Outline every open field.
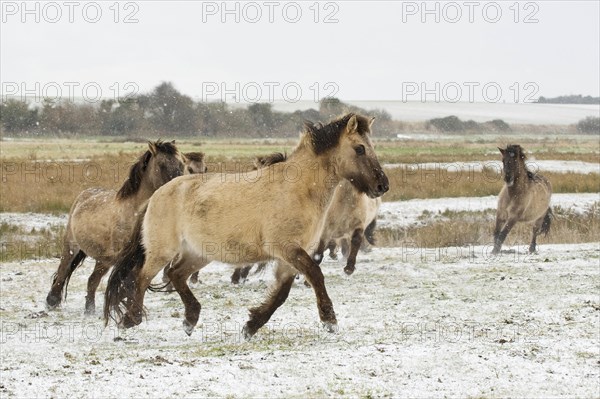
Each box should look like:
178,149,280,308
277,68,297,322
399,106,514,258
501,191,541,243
0,243,598,398
1,136,598,398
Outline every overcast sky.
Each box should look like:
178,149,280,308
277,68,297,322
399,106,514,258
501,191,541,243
1,1,599,103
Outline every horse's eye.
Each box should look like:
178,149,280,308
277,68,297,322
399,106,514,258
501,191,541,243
188,167,194,174
355,145,366,156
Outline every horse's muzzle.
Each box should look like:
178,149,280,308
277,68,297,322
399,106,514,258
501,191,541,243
369,173,389,198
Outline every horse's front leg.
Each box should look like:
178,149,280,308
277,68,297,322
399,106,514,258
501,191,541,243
492,218,517,254
283,246,337,332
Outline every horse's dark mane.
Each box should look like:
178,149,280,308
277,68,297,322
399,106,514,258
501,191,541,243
256,152,287,168
305,113,371,155
185,152,205,162
117,140,178,200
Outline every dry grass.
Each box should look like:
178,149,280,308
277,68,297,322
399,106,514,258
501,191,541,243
0,222,65,262
1,137,598,213
383,168,600,202
376,205,600,248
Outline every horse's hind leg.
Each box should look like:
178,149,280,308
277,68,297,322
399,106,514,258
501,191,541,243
46,234,85,309
344,228,364,275
160,265,176,292
243,264,296,340
326,240,338,260
231,264,253,284
167,256,205,335
189,271,200,287
84,259,110,316
122,253,171,328
313,239,327,265
282,246,337,332
529,216,544,253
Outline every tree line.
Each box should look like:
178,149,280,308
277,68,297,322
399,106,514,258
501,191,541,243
2,82,598,137
0,82,397,138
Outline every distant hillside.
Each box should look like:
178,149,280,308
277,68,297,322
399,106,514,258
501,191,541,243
537,95,599,104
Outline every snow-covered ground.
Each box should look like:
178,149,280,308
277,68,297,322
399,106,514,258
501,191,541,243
384,160,600,175
379,193,599,229
0,242,598,397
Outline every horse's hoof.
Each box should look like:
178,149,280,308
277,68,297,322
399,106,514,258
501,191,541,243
183,320,195,336
322,321,339,334
242,324,256,341
84,308,95,317
343,266,355,275
46,295,61,310
122,314,141,329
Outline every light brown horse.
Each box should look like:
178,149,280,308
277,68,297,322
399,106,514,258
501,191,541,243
46,141,186,314
492,144,553,254
163,152,287,288
104,113,389,339
314,182,381,275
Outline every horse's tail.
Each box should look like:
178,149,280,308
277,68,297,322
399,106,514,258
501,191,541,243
55,250,87,301
364,218,377,246
540,207,553,237
103,203,148,326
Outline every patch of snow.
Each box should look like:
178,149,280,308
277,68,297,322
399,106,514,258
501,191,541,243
379,193,600,229
384,160,600,175
0,243,598,397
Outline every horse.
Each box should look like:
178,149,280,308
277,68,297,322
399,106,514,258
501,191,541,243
104,113,389,339
183,152,208,174
313,182,381,275
46,140,186,314
164,152,288,288
492,144,553,254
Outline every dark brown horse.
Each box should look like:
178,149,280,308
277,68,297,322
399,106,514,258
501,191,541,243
492,144,553,254
46,141,185,314
104,114,389,339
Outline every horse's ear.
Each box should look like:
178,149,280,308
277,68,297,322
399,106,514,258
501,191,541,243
303,120,316,133
498,147,505,155
347,115,358,133
369,116,376,127
148,141,158,156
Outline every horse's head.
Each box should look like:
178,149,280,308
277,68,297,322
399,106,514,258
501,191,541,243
184,152,208,174
498,144,526,187
305,113,389,198
117,140,185,199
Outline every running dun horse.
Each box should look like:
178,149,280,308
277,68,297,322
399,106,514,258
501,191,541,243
46,140,186,314
104,113,389,339
492,144,552,254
